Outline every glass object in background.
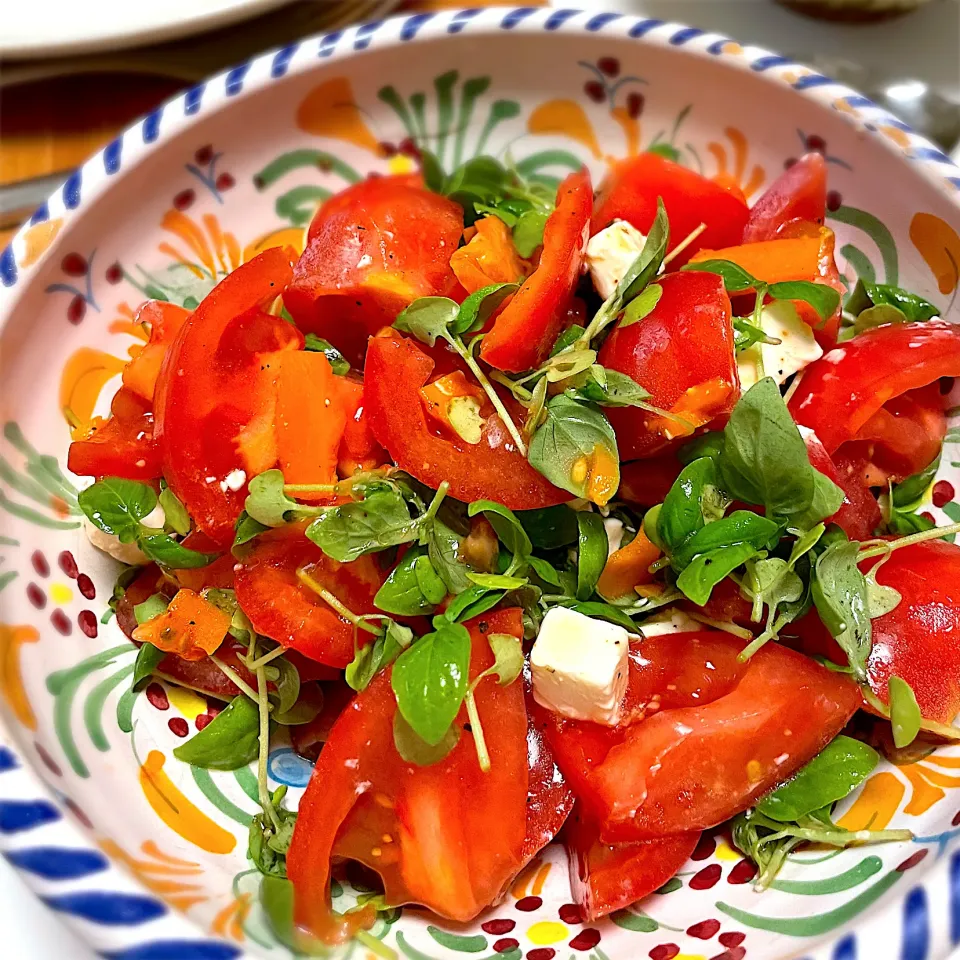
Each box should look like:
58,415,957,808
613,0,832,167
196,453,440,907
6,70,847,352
778,0,932,21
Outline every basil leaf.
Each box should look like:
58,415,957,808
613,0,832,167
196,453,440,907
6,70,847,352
375,549,433,615
755,735,879,822
172,696,260,770
676,541,759,606
618,198,669,304
414,554,447,605
391,621,471,745
393,710,461,765
306,481,422,562
678,431,725,466
487,633,524,685
345,621,411,692
767,280,841,322
245,469,319,527
892,452,941,509
453,282,519,336
620,283,663,328
271,659,301,716
847,279,939,323
683,258,757,293
721,378,830,519
234,511,269,549
427,515,474,595
78,477,157,542
132,643,165,690
812,540,871,680
138,533,217,569
672,511,780,570
789,470,846,532
887,510,935,536
134,593,169,625
565,600,637,632
658,458,716,554
889,675,922,748
518,504,579,549
528,395,619,503
443,585,504,623
303,334,350,375
733,317,774,353
528,555,562,587
466,572,528,590
419,148,445,193
571,368,651,408
513,209,549,258
576,511,607,600
469,500,532,561
250,791,298,881
158,486,191,536
394,296,459,347
551,324,586,357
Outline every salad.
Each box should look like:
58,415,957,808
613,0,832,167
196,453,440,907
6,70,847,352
70,147,960,947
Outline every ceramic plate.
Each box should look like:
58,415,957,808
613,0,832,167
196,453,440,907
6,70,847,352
2,8,960,960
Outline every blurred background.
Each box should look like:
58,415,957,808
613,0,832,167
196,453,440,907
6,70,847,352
1,0,958,956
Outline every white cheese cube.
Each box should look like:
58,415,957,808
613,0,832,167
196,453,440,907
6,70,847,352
737,300,823,390
584,219,647,300
83,517,149,566
530,606,630,725
636,607,702,637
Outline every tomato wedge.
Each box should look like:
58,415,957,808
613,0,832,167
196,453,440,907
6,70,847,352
155,248,302,546
535,631,860,840
364,330,567,509
288,610,528,944
480,169,592,372
234,525,385,668
592,153,748,265
563,807,699,921
284,176,464,366
743,153,827,243
598,271,738,459
788,321,959,467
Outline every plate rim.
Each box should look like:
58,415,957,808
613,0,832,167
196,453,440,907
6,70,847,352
1,8,960,960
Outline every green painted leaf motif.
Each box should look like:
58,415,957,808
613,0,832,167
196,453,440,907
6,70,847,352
611,910,659,932
426,925,488,953
78,477,157,542
173,696,260,770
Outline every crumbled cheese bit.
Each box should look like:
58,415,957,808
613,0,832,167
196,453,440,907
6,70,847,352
737,300,823,391
530,606,630,726
220,469,246,493
584,219,648,300
637,607,702,637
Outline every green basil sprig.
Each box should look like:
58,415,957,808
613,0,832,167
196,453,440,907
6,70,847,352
576,511,607,600
173,696,260,770
845,278,939,333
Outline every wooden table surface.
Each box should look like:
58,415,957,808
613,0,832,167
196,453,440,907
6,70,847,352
0,0,541,248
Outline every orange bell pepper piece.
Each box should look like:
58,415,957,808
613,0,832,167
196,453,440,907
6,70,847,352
597,528,661,601
132,588,230,661
276,351,350,501
420,371,488,444
689,236,821,287
643,377,736,444
336,377,387,477
450,216,529,295
122,301,190,402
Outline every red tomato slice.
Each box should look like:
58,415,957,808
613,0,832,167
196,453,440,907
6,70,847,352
155,248,302,547
68,387,164,481
592,153,748,265
536,631,860,840
743,153,827,243
789,320,960,457
234,525,385,668
284,176,464,366
288,610,529,944
480,169,592,372
364,330,567,509
563,807,699,921
337,376,387,476
598,271,738,459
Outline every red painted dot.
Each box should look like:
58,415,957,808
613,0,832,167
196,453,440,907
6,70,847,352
626,91,645,119
921,511,936,525
719,933,746,948
173,188,195,210
58,551,79,578
515,896,542,912
687,919,721,940
194,144,214,165
933,480,955,508
146,683,169,710
806,134,827,153
952,809,960,826
63,796,93,829
397,137,420,158
584,80,605,103
67,294,86,325
897,850,928,872
31,551,49,577
784,157,798,169
215,172,235,191
727,859,758,885
378,141,398,157
168,717,189,737
692,834,716,860
51,610,71,636
61,252,88,276
559,903,584,924
597,56,620,77
26,583,46,608
690,864,722,890
105,262,123,284
78,610,98,638
711,949,746,960
196,714,213,731
649,946,680,960
77,573,96,600
493,940,519,954
827,189,843,212
569,928,601,951
483,919,516,935
35,742,62,777
527,950,555,960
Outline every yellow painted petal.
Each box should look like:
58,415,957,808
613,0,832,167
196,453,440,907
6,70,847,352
139,750,236,855
243,226,308,262
297,77,383,154
0,624,40,729
59,347,127,429
166,684,208,722
19,219,64,267
50,583,73,605
714,839,742,862
836,770,903,831
910,212,960,295
528,100,602,160
527,921,568,945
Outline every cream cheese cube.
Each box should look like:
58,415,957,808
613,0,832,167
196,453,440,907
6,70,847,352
737,300,823,390
636,607,702,637
83,517,149,566
584,219,647,300
530,606,630,725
